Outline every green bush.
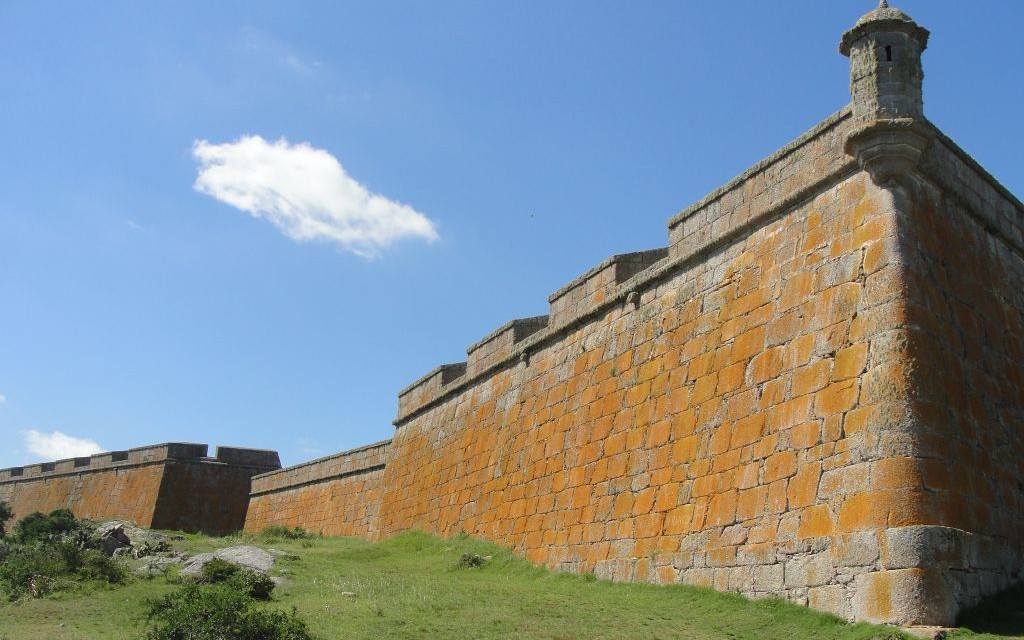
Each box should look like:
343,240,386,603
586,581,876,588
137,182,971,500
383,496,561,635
229,569,276,601
197,558,275,600
143,584,312,640
79,549,127,584
0,544,70,599
0,501,12,538
198,557,239,584
260,525,312,540
14,509,80,543
0,510,126,600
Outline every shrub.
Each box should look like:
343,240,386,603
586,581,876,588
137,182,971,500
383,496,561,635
0,510,126,600
229,569,276,601
14,509,80,544
0,544,70,599
78,549,127,584
197,558,275,600
135,539,171,558
143,584,312,640
199,557,239,584
261,525,312,540
456,553,488,569
0,501,12,538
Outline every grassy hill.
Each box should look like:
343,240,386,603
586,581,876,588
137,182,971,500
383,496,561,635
0,528,1018,639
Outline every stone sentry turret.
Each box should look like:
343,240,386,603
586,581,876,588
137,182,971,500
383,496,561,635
841,1,933,186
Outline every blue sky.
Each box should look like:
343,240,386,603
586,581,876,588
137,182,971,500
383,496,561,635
1,1,1020,469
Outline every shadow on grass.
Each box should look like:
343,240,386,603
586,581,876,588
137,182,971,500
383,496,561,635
957,584,1024,636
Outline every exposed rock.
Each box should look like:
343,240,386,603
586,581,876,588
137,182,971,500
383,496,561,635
134,555,185,576
179,545,276,577
96,520,183,545
96,523,131,556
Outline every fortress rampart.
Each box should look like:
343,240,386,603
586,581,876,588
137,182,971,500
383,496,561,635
244,440,390,538
3,4,1020,629
0,443,280,535
245,5,1024,627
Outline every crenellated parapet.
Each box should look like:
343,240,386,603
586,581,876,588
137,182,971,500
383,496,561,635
0,443,280,482
467,316,550,376
0,442,280,535
548,249,668,326
394,248,672,424
395,107,863,428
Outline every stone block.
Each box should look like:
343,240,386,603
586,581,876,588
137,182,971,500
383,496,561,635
784,551,834,589
831,531,880,567
752,564,785,592
884,525,967,570
808,584,850,620
852,569,956,627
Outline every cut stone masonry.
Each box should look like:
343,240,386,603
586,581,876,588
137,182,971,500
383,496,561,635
0,443,280,535
245,4,1024,627
4,4,1019,629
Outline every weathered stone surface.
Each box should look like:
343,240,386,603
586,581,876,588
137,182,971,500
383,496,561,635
179,545,276,577
853,569,956,627
5,3,1023,631
232,6,1024,626
884,526,967,570
244,441,390,538
0,444,280,535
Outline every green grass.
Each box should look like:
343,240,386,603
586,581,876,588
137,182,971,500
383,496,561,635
0,529,930,639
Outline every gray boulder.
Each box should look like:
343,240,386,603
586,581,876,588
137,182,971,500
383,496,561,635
179,546,276,577
96,523,131,556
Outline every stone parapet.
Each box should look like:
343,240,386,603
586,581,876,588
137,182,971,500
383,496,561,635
214,446,282,469
466,316,550,377
917,121,1024,254
397,363,468,420
548,249,668,327
250,440,390,496
128,443,209,464
0,443,280,483
0,442,281,535
668,108,856,260
394,109,860,428
244,440,391,538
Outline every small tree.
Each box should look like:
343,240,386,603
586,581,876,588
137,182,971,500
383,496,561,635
14,508,79,543
0,501,12,538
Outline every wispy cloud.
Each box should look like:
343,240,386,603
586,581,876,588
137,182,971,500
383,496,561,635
284,54,320,75
192,136,439,258
237,27,322,77
124,219,143,231
0,393,6,404
22,430,104,460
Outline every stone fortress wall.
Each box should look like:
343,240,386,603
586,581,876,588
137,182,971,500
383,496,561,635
241,4,1024,627
3,4,1021,630
0,443,280,535
244,440,390,538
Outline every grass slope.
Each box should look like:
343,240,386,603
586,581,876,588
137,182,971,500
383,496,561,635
0,529,1011,639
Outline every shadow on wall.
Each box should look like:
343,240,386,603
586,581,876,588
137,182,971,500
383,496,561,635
956,583,1024,637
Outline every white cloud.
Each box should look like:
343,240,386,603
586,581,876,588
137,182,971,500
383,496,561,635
124,219,143,231
22,430,104,461
192,136,438,258
0,393,5,404
284,54,319,75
